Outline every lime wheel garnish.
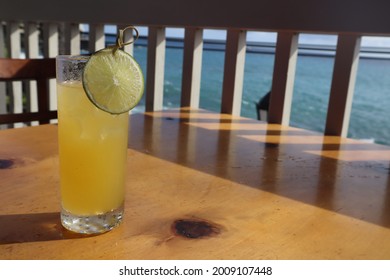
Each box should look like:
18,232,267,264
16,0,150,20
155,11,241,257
82,26,144,114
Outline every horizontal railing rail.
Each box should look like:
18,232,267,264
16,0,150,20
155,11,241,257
1,0,390,141
3,0,390,35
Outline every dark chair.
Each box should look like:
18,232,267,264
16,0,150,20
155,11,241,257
255,91,270,121
0,58,57,127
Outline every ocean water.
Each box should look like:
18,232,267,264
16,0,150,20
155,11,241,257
130,40,390,146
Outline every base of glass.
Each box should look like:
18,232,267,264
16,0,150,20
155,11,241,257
61,204,123,234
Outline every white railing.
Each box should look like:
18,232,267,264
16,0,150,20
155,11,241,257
1,0,390,137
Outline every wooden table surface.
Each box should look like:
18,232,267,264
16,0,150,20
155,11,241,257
1,108,390,259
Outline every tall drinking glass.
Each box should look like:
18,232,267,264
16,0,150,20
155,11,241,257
56,55,129,234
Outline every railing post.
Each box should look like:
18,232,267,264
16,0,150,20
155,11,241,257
24,22,40,126
325,34,361,137
24,22,39,58
42,23,59,113
63,23,81,55
89,24,105,53
221,29,247,116
268,32,299,126
145,26,166,112
0,24,4,58
43,23,59,58
181,27,203,108
0,24,5,129
6,22,23,128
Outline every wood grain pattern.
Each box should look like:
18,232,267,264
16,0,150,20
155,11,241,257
1,109,390,259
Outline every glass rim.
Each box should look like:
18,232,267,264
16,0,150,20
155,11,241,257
56,54,90,62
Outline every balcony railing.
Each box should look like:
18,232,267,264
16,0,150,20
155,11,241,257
1,0,390,138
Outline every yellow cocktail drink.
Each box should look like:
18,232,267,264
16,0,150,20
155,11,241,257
56,55,132,234
57,82,128,215
56,27,143,234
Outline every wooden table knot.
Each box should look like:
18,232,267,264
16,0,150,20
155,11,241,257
0,159,14,169
172,219,222,239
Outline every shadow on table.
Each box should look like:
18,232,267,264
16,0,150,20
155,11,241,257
0,212,92,245
128,109,390,229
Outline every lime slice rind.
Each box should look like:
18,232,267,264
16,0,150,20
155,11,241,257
82,47,144,114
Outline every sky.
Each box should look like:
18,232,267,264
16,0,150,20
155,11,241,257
81,24,390,48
